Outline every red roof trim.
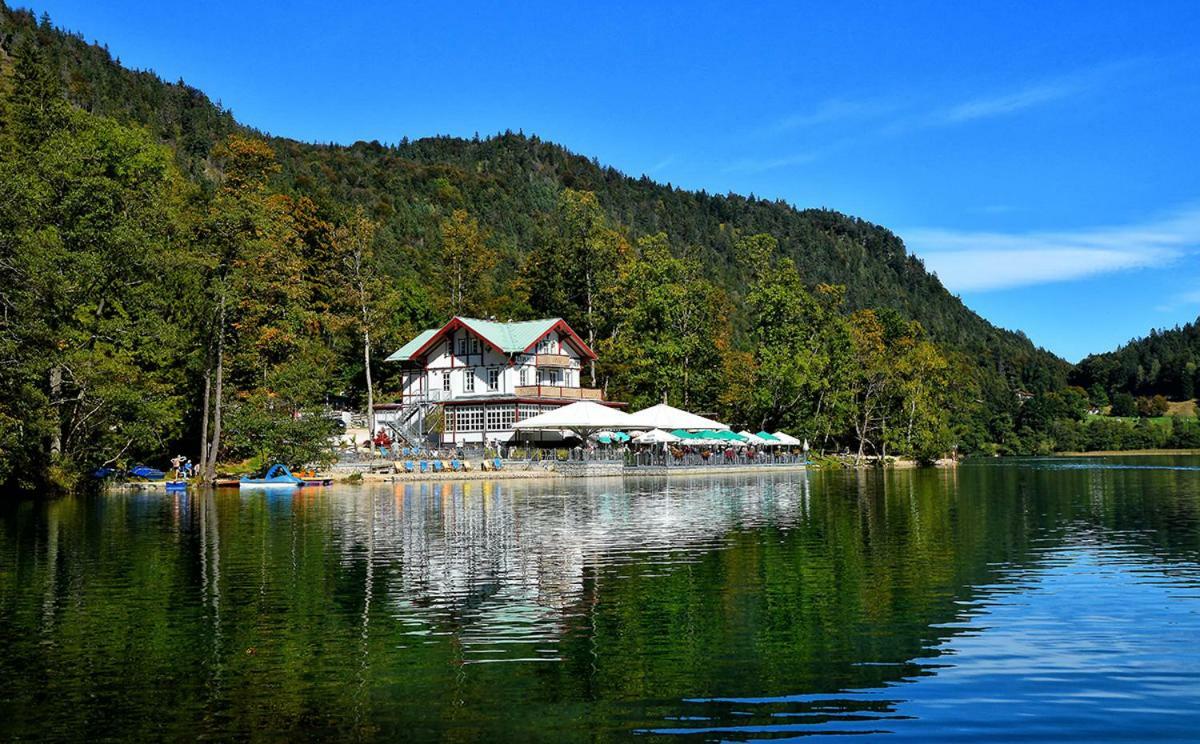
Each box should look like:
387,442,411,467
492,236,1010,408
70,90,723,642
522,319,597,360
408,317,507,361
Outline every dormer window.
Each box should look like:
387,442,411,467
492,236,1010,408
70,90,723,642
537,336,555,354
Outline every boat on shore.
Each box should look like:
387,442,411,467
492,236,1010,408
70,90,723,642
239,464,304,489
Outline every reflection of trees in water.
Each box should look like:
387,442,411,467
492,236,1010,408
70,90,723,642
3,463,1200,740
319,474,814,664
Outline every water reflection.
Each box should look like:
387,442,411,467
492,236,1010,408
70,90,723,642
1,461,1199,741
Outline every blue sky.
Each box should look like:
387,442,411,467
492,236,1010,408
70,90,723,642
26,1,1200,361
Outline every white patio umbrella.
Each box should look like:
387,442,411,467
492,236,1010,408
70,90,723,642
772,431,802,446
627,403,730,431
633,428,681,445
739,430,768,446
513,401,647,439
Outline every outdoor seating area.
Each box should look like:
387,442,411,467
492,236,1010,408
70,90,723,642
510,401,807,471
399,457,499,474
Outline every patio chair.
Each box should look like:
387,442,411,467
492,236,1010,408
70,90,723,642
419,460,429,473
492,458,503,471
403,460,415,473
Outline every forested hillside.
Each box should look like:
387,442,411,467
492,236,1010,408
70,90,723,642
1072,319,1200,401
0,3,1095,490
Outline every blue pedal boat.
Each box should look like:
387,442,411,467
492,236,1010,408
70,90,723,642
239,464,304,489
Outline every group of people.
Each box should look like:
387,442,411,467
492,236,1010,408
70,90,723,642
169,454,195,479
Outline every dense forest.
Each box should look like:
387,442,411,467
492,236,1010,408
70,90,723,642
1072,320,1200,401
1,4,1195,491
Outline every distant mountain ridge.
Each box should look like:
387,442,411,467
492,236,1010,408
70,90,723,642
0,1,1067,398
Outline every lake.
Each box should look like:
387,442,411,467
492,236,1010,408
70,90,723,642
2,457,1200,741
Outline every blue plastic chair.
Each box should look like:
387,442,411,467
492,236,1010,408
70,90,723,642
403,460,415,473
419,460,428,473
450,459,462,471
492,458,503,471
432,460,443,472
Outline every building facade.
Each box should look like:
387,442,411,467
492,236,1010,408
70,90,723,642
375,317,620,446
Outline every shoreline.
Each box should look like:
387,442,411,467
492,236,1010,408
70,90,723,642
1054,449,1200,457
106,462,818,490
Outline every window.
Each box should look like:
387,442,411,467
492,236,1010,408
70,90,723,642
458,338,468,357
537,336,555,354
442,371,451,392
518,366,530,386
538,368,560,386
486,405,515,432
487,368,500,391
453,406,483,432
518,404,540,420
465,368,476,393
471,338,481,354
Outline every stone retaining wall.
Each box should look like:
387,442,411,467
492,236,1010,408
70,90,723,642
556,460,625,478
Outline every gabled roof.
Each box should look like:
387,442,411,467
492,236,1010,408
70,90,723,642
384,329,439,362
385,317,596,363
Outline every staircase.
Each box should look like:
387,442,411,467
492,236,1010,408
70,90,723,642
380,397,439,449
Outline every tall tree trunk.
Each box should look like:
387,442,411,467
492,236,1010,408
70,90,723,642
48,365,62,458
585,270,596,387
205,294,225,481
198,366,211,475
361,294,374,436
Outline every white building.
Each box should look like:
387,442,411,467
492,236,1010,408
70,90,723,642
374,317,622,447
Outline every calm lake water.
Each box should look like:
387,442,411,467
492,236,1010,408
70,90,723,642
3,458,1200,741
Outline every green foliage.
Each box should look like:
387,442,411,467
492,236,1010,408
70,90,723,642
1136,394,1170,418
1072,317,1200,401
601,233,729,411
1110,392,1137,418
220,395,337,468
4,2,1197,490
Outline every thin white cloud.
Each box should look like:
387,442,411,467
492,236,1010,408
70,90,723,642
1155,287,1200,313
722,151,821,175
905,207,1200,293
765,97,895,135
934,80,1084,125
645,156,675,174
759,60,1142,155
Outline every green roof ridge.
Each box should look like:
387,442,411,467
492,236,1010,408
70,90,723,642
385,317,565,361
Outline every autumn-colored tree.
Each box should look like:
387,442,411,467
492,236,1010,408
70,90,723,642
438,209,495,317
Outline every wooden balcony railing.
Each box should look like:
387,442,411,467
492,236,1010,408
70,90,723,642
514,385,602,401
534,353,572,368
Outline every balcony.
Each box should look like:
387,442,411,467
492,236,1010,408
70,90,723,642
534,353,573,368
514,385,602,401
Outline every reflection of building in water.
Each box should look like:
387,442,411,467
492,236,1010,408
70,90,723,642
322,474,811,662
